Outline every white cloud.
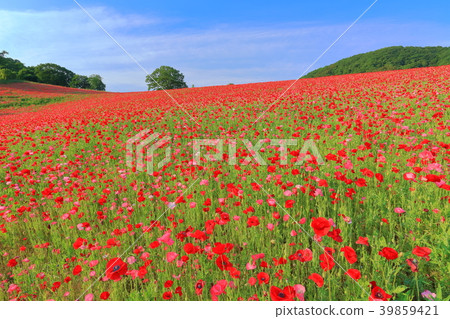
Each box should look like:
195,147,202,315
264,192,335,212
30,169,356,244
0,7,449,92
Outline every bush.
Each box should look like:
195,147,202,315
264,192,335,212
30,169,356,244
18,68,38,82
0,68,17,80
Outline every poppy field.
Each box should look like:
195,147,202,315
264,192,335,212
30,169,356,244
0,66,449,301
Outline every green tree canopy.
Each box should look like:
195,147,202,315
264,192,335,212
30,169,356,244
18,67,38,82
88,74,106,91
145,66,188,91
0,69,17,80
304,46,450,78
0,51,107,89
34,63,75,87
0,51,24,73
70,74,90,89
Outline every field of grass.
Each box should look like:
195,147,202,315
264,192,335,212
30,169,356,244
0,95,78,109
0,67,448,301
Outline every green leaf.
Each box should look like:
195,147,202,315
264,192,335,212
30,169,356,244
436,284,442,300
391,285,408,294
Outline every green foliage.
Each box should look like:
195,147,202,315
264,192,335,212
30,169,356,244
0,95,75,109
34,63,75,87
304,46,450,78
145,66,188,91
70,74,90,89
0,52,24,73
0,51,106,89
0,68,17,80
88,74,106,91
17,67,38,82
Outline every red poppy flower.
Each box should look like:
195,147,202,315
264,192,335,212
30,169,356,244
412,246,431,261
285,200,295,208
105,257,128,281
6,258,17,267
163,291,173,300
308,273,324,287
195,280,206,295
247,216,260,227
311,217,331,237
51,282,61,292
228,267,241,279
355,178,367,187
268,165,276,173
149,241,160,249
403,172,416,181
378,247,398,260
369,281,392,301
327,228,343,242
212,242,234,255
375,173,384,183
216,254,233,271
257,272,270,285
406,258,418,272
183,243,199,254
290,248,313,262
73,237,87,250
270,285,295,301
356,237,369,246
273,257,287,266
100,292,110,300
319,253,335,271
340,246,358,264
72,265,82,276
345,269,361,281
175,286,183,296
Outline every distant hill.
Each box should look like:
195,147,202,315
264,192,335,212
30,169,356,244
303,46,450,78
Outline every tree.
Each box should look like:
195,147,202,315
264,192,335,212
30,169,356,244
0,53,24,73
18,67,38,82
34,63,75,87
88,74,106,91
0,68,17,80
70,74,90,89
145,66,188,91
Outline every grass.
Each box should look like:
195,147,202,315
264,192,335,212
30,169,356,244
0,95,79,109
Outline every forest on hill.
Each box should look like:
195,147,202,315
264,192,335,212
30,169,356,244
304,46,450,78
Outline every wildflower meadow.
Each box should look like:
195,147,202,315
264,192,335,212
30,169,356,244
0,66,448,301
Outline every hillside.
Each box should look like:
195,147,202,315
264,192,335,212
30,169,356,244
0,81,103,110
304,46,450,78
0,81,104,95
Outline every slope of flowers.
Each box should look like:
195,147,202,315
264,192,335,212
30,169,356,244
0,66,448,301
0,81,103,97
0,82,102,119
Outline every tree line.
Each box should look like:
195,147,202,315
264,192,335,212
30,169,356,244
0,50,106,91
303,46,450,78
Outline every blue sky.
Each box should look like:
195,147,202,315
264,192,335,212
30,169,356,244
1,1,449,92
